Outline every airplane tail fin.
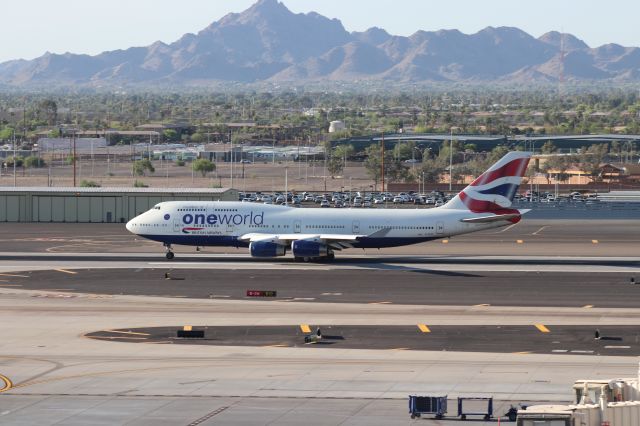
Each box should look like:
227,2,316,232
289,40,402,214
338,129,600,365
442,151,531,213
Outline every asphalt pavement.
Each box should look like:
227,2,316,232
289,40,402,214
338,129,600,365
6,268,640,308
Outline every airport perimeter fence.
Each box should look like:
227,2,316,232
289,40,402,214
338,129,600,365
513,201,640,219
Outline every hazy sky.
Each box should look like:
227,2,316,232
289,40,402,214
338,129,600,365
2,0,638,63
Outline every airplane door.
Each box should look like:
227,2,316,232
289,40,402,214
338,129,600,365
436,221,444,235
174,219,182,232
352,220,360,234
294,220,301,233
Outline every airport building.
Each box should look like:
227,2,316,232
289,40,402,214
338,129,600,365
0,187,237,223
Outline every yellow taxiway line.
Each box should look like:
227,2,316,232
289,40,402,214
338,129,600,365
535,324,551,333
300,324,311,334
417,324,431,333
0,374,13,393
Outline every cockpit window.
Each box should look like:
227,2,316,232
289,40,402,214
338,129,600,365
153,205,161,210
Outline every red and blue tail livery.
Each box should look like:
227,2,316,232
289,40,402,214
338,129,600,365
444,151,531,216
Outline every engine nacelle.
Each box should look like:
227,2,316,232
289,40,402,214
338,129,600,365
250,241,286,258
291,240,329,258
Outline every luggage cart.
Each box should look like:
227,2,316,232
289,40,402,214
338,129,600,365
457,396,493,420
408,395,447,419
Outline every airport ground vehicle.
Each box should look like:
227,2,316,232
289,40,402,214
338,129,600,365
457,397,493,420
409,395,447,419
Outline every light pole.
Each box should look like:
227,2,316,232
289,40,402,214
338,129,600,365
448,129,453,192
12,129,16,187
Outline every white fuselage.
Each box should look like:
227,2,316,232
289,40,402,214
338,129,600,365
126,201,504,250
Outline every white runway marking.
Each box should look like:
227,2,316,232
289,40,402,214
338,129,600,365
532,225,549,235
493,222,519,234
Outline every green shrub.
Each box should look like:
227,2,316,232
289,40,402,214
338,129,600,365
80,180,100,187
24,156,46,168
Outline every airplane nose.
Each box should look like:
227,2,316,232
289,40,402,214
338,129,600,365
126,219,135,233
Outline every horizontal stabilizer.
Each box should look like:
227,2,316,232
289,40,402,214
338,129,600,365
461,213,520,223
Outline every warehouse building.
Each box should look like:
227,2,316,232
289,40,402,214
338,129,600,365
0,187,237,223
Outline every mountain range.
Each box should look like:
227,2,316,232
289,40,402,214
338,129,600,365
2,0,640,88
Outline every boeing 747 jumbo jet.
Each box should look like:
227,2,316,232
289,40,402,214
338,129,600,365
126,151,531,261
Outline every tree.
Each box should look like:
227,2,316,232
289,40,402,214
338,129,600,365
163,129,179,142
392,141,417,161
578,144,608,182
0,127,14,141
327,156,344,178
192,158,215,177
38,99,58,126
133,159,155,176
364,144,412,184
24,156,46,168
543,155,572,183
5,156,23,167
364,144,382,184
419,158,446,183
333,144,355,167
540,141,558,154
437,139,463,163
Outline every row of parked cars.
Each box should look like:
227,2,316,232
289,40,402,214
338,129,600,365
238,191,452,208
514,191,600,204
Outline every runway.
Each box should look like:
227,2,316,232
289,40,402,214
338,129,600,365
0,219,639,425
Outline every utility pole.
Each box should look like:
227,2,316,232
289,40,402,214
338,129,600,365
12,129,16,187
73,130,77,187
230,130,234,190
449,128,453,192
380,132,385,193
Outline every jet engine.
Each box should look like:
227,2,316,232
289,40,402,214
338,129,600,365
291,240,329,258
250,241,286,258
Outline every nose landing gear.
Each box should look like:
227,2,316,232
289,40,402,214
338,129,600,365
164,243,174,260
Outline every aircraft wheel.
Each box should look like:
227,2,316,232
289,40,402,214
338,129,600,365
294,257,303,262
327,252,336,261
166,252,175,260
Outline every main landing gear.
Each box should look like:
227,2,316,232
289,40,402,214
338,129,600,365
164,243,174,260
294,251,336,263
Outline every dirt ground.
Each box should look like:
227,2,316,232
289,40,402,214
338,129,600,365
0,159,386,192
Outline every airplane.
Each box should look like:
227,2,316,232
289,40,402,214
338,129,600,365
126,151,531,261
